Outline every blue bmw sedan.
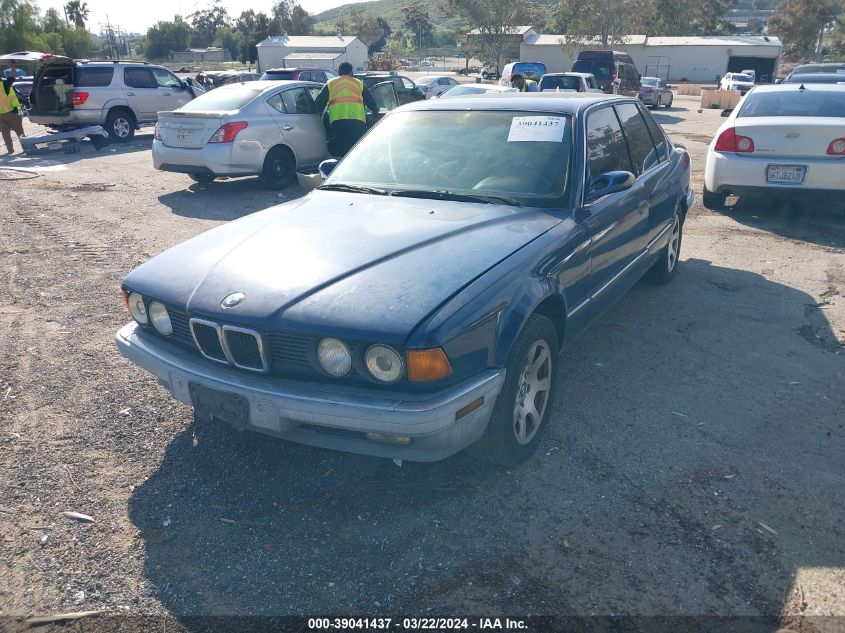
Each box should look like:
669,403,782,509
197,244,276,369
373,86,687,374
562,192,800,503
116,94,693,466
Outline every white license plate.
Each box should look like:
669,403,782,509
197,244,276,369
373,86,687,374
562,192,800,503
767,164,806,184
176,132,192,143
47,141,63,150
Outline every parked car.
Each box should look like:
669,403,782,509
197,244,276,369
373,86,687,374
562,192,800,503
703,84,845,209
195,71,260,90
152,80,399,188
784,73,845,85
0,52,204,142
571,50,641,96
539,72,602,93
355,73,424,105
260,68,337,83
415,75,460,98
499,61,546,87
719,72,755,94
117,94,693,465
786,63,845,79
740,69,757,83
481,67,500,80
439,84,517,98
639,76,673,108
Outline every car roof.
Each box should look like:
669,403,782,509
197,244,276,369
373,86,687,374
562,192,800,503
399,93,629,114
213,79,319,93
264,68,322,73
747,83,845,93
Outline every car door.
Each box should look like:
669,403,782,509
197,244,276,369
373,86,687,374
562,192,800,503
151,67,192,111
634,102,677,246
122,67,160,120
583,104,651,316
265,86,327,166
368,81,399,123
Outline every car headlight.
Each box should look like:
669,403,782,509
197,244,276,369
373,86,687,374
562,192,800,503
127,292,148,325
317,338,352,377
149,301,172,336
365,344,404,383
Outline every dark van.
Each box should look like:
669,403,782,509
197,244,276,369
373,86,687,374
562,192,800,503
571,50,642,96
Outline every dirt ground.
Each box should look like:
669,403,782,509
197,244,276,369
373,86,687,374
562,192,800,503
0,96,843,632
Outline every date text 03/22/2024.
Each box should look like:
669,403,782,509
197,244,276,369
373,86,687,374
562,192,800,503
307,617,528,630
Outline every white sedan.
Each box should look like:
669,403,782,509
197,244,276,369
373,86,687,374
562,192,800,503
703,84,845,208
152,80,397,188
416,75,460,98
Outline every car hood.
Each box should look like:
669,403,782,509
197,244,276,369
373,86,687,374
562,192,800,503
124,191,562,343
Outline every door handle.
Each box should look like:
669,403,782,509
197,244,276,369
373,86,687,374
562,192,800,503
282,125,293,131
125,92,135,96
637,201,649,214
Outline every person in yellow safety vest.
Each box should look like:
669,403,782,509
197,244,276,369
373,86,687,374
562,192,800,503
1,62,25,155
511,74,539,93
314,61,380,158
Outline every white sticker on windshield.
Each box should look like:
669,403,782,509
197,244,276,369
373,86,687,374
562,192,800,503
507,116,566,142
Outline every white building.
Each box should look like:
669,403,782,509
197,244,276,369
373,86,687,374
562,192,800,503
256,35,368,73
171,47,232,63
519,33,783,83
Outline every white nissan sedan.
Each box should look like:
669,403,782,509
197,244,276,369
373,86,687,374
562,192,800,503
703,84,845,208
152,80,398,189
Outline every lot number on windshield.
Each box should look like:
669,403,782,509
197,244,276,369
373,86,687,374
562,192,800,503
507,116,566,143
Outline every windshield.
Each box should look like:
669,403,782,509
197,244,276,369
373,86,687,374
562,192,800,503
784,74,845,84
180,86,263,111
733,74,753,83
641,77,659,87
541,76,581,91
738,90,845,117
324,110,573,208
572,60,612,81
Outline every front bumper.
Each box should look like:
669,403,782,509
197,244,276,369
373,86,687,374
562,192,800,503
115,322,505,462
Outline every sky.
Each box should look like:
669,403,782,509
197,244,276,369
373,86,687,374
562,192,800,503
37,0,373,34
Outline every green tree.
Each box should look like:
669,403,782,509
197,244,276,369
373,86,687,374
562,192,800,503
236,9,274,62
64,0,89,29
272,0,314,35
402,4,433,48
214,26,242,61
42,7,64,32
145,16,193,59
189,1,230,48
769,0,843,57
61,25,92,57
445,0,532,69
557,0,653,47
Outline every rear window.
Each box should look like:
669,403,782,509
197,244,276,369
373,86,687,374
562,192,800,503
76,67,114,87
512,62,546,80
541,76,581,91
733,74,753,83
739,90,845,118
573,60,612,81
181,87,264,111
262,71,295,80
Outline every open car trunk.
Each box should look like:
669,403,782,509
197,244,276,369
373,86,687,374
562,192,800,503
0,52,76,116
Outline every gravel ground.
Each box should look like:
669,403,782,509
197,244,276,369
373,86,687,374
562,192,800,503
0,97,843,632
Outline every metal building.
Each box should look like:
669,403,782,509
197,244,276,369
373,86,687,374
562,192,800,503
256,35,368,73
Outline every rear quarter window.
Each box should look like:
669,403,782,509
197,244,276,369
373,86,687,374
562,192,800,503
76,67,114,87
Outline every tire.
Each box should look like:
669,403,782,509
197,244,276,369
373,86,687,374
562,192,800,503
476,314,559,466
482,71,489,80
105,108,135,143
260,146,296,189
645,207,683,284
189,173,215,184
702,187,726,210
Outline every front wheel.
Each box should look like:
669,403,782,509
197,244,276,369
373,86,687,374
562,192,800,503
260,146,295,189
645,208,682,284
476,314,559,466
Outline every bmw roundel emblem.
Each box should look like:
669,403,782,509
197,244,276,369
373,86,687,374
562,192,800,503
221,292,245,309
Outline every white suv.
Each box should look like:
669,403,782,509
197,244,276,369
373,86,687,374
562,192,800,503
26,56,201,142
719,72,755,94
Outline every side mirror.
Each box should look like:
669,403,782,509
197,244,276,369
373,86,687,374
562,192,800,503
318,159,338,179
587,171,635,201
720,108,733,117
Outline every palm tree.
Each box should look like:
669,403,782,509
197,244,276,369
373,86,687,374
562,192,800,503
64,0,90,29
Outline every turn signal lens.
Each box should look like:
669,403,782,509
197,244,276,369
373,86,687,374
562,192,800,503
827,138,845,155
121,288,130,315
714,128,754,153
208,121,248,143
406,348,453,383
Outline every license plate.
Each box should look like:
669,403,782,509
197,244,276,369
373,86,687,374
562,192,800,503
189,383,249,428
176,132,192,143
47,141,63,150
767,164,806,184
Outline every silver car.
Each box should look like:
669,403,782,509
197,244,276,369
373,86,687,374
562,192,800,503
639,76,673,108
152,80,398,189
6,53,202,142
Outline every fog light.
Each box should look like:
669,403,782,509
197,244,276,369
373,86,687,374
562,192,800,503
365,432,412,445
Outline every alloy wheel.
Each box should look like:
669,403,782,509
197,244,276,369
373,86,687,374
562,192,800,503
667,213,681,271
512,340,552,445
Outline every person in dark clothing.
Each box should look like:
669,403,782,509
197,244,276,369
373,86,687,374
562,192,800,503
314,62,380,158
1,62,24,155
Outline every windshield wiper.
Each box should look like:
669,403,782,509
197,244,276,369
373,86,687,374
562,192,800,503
389,189,522,207
318,183,389,195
